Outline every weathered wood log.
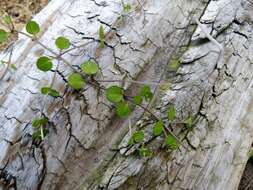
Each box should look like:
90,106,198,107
0,0,253,189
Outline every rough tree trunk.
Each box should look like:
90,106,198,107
0,0,253,189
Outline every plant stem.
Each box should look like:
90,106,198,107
15,30,78,72
97,79,169,86
40,126,44,140
14,28,187,151
0,44,14,80
60,40,95,56
50,59,60,88
163,125,188,151
126,96,188,150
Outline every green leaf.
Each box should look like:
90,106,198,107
139,145,152,157
0,29,8,44
128,137,134,145
32,130,42,140
26,21,40,35
116,101,131,118
3,15,12,25
185,116,193,129
41,87,60,98
49,89,60,97
140,85,153,101
55,36,70,50
123,3,131,12
81,61,99,75
133,95,143,105
132,131,144,143
32,117,48,128
67,73,85,90
106,86,124,103
166,134,179,150
99,25,105,48
10,64,17,71
41,87,51,94
32,127,48,141
153,120,164,136
167,105,176,122
36,56,53,72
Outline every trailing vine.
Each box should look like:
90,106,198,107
0,8,194,158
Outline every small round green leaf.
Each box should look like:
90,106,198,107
123,3,132,12
41,87,51,95
98,25,105,48
133,95,143,105
49,89,60,97
67,73,85,90
116,101,131,118
140,85,153,101
0,29,8,44
132,131,144,143
10,64,17,71
55,36,70,50
166,134,179,150
36,56,53,72
139,145,152,157
153,120,164,136
3,16,12,25
26,21,40,35
32,128,48,141
32,117,48,128
41,87,60,98
32,130,43,141
81,61,99,75
167,105,176,122
106,86,124,103
185,116,193,129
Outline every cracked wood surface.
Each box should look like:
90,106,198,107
0,0,253,189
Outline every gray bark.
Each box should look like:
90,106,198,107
0,0,253,189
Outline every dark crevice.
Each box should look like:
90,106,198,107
233,31,248,39
239,156,253,190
